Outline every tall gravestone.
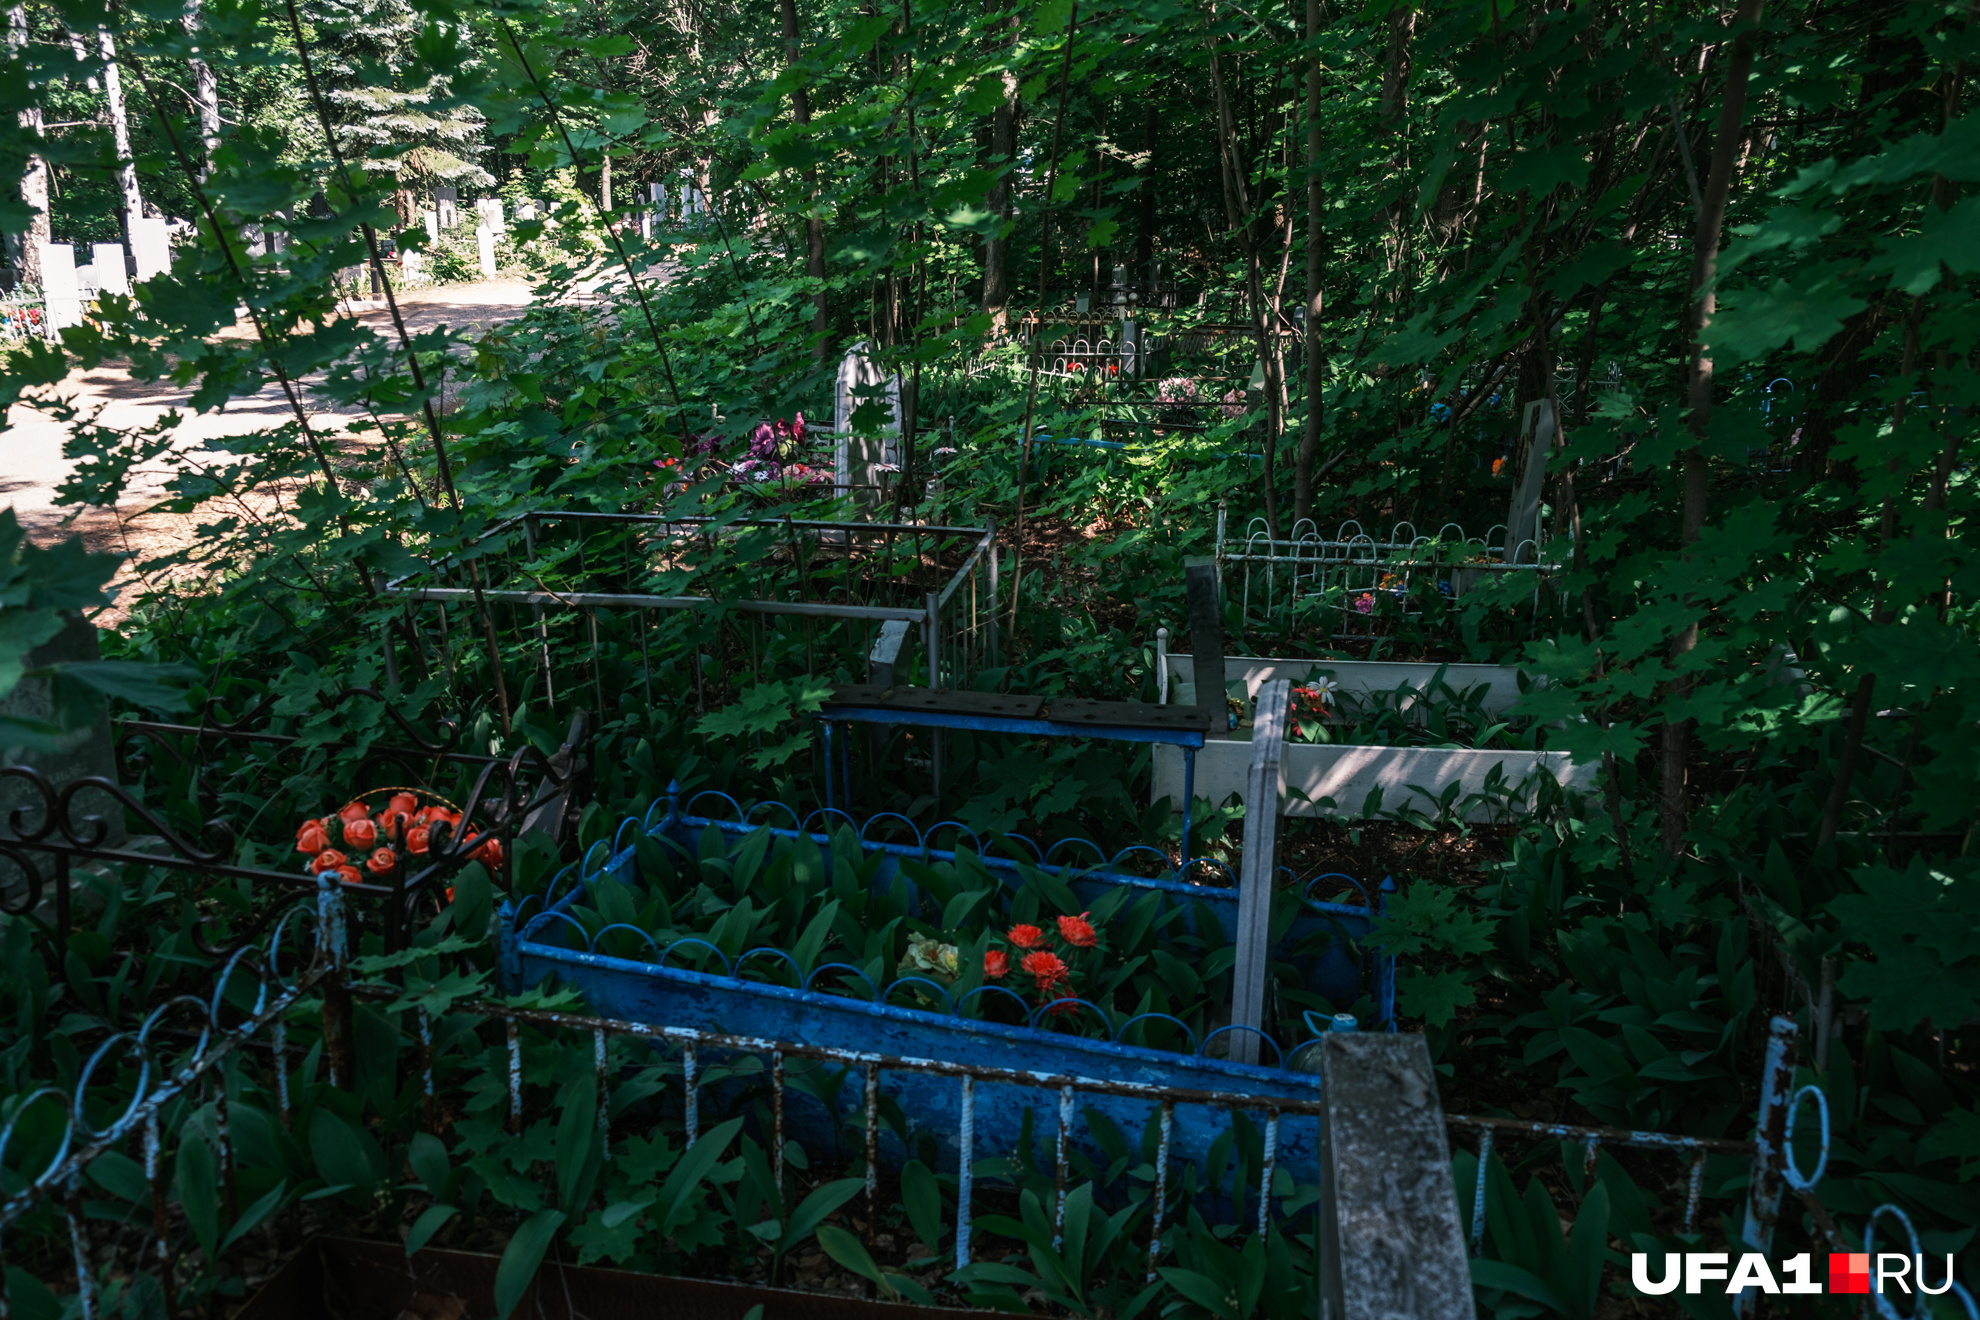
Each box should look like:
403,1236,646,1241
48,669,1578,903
435,186,458,231
38,242,82,333
475,224,497,278
129,217,170,282
423,208,440,245
1503,400,1556,564
833,341,902,504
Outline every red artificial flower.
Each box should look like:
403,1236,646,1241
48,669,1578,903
295,821,329,854
983,950,1010,979
406,825,431,855
1056,912,1098,948
309,849,348,874
342,816,379,850
1006,923,1045,950
378,810,412,844
1022,950,1070,994
387,793,419,818
333,865,363,886
367,848,397,874
338,801,370,825
472,836,504,868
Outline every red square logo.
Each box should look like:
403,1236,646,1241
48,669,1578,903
1829,1253,1871,1294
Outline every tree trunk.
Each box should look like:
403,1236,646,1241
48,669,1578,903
777,0,829,358
1294,0,1326,522
8,8,46,289
182,0,219,178
1659,0,1766,854
99,31,143,232
1206,14,1282,537
1133,102,1157,283
980,50,1018,332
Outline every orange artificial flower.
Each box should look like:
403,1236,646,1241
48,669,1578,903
309,849,348,874
342,816,379,850
295,821,329,854
406,825,431,855
366,848,397,874
333,865,363,885
1006,924,1045,950
984,950,1010,979
1056,913,1097,948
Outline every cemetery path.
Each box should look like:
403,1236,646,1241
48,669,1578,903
4,279,536,618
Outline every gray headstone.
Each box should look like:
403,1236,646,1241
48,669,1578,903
1316,1032,1476,1320
868,619,912,688
1,614,128,900
435,186,458,231
1184,558,1225,738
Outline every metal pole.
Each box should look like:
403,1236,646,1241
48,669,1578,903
1229,680,1288,1066
1735,1016,1798,1319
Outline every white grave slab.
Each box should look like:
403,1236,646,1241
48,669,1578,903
129,217,170,281
477,198,504,232
475,224,496,277
1505,400,1555,563
38,242,82,333
400,249,421,279
423,209,440,244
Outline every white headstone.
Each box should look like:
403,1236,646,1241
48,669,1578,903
517,200,537,222
649,181,664,205
423,209,440,244
477,198,504,232
74,261,99,298
241,222,263,255
129,217,170,281
38,242,82,332
637,210,652,241
476,224,496,278
435,186,458,230
400,249,421,279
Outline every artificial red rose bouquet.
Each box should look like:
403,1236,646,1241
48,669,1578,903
980,910,1107,1012
295,789,501,887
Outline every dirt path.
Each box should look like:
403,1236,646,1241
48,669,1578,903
3,280,537,598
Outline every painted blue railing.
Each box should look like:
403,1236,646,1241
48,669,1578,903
513,783,1394,1018
499,786,1394,1177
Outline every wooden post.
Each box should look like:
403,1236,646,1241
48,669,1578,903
1229,679,1288,1066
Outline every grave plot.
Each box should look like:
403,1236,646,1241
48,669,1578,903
1148,562,1594,823
500,738,1393,1172
382,511,999,724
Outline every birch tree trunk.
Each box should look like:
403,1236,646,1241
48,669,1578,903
184,0,220,178
8,7,47,289
98,31,143,230
1659,0,1766,854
